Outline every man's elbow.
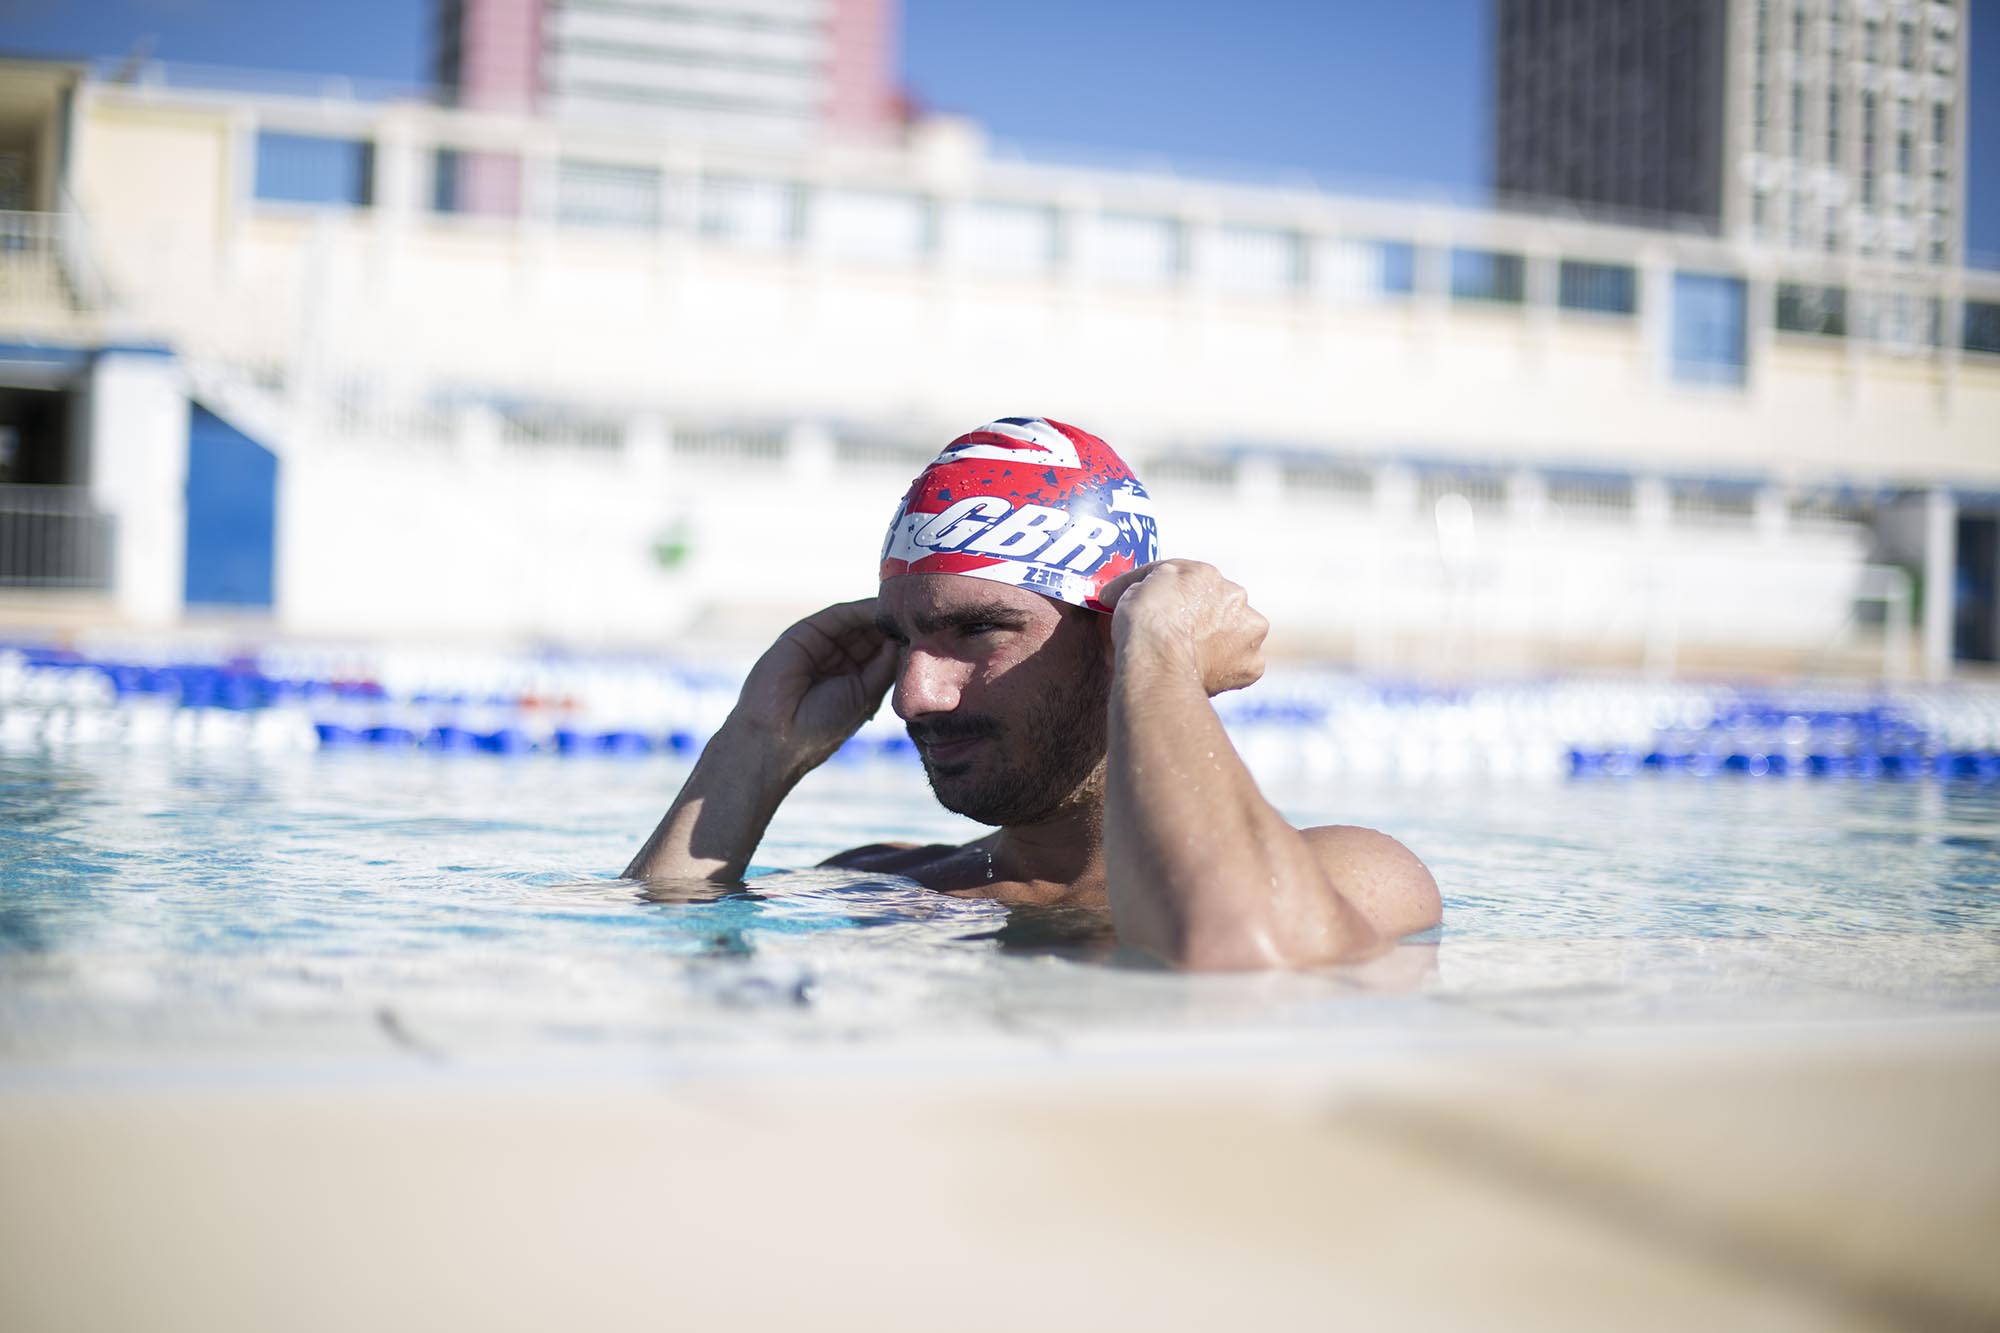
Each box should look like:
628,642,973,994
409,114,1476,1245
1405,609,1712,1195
1307,825,1441,940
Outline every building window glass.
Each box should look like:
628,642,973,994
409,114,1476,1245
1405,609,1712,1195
254,132,373,207
1671,272,1748,386
1558,260,1636,315
1933,102,1948,145
1212,226,1303,297
699,176,801,249
1375,240,1417,294
1866,292,1943,351
962,202,1058,277
1775,282,1847,336
1899,20,1916,69
432,150,521,218
1827,87,1842,162
1094,213,1183,287
1790,84,1805,158
1861,93,1878,204
1864,19,1880,63
556,159,662,229
1314,238,1415,299
818,189,934,265
1449,248,1525,304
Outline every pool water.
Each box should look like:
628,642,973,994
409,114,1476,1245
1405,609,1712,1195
3,745,1999,1075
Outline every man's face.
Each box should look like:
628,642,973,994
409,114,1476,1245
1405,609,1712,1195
874,574,1112,827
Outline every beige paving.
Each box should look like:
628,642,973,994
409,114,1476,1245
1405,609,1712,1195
3,1027,1995,1332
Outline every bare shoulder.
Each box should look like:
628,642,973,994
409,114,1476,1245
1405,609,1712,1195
820,842,960,874
1301,825,1442,940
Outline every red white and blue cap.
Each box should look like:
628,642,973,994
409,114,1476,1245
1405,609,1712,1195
879,417,1158,612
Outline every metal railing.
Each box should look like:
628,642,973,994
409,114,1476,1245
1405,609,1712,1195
0,485,115,588
0,212,81,310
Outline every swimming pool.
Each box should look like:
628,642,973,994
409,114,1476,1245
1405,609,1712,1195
4,737,1997,1077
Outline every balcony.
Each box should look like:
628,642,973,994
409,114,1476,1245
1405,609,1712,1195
0,484,115,589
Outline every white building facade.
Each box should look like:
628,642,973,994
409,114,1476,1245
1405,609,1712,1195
3,57,1998,676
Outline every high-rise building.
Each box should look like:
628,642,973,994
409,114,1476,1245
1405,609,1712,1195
1495,0,1970,266
435,0,901,143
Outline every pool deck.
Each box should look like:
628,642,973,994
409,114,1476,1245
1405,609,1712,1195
3,1020,1996,1332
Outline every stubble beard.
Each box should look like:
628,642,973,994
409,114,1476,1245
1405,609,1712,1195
916,646,1110,828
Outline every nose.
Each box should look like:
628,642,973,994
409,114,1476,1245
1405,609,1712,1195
892,647,968,721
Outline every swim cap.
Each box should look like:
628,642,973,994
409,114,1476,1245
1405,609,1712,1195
879,416,1158,612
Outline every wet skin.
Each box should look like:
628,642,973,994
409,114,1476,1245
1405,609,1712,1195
627,563,1441,969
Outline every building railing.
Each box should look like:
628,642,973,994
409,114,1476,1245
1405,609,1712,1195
0,212,81,311
0,485,116,588
0,207,114,314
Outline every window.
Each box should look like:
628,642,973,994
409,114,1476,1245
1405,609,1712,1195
1965,302,2000,355
962,202,1058,277
432,149,522,218
818,189,933,265
254,132,372,207
1792,7,1806,56
1899,20,1916,69
1861,93,1878,204
1864,19,1881,63
1791,84,1805,158
1898,132,1914,176
1671,272,1748,386
1558,260,1637,315
1671,481,1758,525
1094,213,1183,287
1313,238,1415,299
1212,226,1302,297
1376,241,1417,294
1827,87,1842,162
1933,102,1948,145
1865,292,1942,351
1776,282,1847,336
699,176,800,249
1449,248,1525,304
556,159,662,229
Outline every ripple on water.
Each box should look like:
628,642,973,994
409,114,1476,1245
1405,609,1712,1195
0,748,1996,1066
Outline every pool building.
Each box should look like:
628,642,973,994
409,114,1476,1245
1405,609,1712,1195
0,52,1996,674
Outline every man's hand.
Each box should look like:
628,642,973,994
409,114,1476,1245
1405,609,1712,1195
1099,560,1269,697
730,598,898,779
625,598,894,883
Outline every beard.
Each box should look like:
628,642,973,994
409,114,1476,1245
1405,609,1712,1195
910,643,1110,828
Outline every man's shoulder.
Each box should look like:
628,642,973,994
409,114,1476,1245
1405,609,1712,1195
819,841,964,874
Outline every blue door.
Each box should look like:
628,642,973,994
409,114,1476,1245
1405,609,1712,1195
184,405,277,608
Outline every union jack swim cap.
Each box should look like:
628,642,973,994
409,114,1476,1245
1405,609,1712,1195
879,417,1158,612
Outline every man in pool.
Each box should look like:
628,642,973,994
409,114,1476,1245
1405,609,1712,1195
627,417,1440,970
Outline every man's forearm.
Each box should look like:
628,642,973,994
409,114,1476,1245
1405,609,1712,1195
623,721,799,882
1104,644,1378,969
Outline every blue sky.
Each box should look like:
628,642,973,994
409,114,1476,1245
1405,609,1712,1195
4,0,1995,259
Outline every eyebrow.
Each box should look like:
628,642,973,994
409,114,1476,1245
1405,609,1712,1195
876,600,1032,637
